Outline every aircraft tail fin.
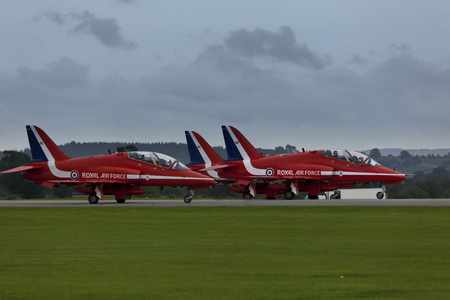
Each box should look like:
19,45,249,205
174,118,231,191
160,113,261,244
222,125,264,161
185,130,223,167
26,125,70,162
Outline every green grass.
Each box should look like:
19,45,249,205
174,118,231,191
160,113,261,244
1,207,450,299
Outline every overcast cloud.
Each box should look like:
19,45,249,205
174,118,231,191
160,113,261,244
37,10,137,49
1,1,450,153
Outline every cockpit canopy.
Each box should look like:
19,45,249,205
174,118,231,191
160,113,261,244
322,149,380,167
128,151,188,171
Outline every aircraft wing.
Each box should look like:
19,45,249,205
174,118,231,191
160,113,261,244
187,165,204,171
1,164,42,174
198,164,237,172
47,178,130,185
39,178,132,188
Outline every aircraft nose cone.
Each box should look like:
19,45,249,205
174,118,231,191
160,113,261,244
394,170,407,182
395,169,407,179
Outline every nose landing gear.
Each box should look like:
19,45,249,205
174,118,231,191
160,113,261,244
184,189,194,204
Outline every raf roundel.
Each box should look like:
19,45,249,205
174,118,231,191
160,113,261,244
70,170,79,180
266,168,274,177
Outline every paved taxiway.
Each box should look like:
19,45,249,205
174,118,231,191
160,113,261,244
0,199,450,207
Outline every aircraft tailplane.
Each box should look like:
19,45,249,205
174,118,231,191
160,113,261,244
222,125,264,161
26,125,70,163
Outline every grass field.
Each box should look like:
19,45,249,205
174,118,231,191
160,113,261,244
1,207,450,299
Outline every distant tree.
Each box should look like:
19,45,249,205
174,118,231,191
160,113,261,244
370,148,382,160
400,186,429,199
116,145,138,153
379,155,396,169
443,179,450,198
273,146,285,154
426,178,443,198
432,167,449,179
285,145,298,153
399,150,412,159
116,146,125,153
0,151,44,198
0,150,30,171
414,170,427,181
410,156,422,167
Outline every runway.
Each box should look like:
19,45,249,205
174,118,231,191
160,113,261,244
1,199,450,207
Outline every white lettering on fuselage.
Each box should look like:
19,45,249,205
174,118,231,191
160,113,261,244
276,170,321,176
82,172,99,179
82,172,127,180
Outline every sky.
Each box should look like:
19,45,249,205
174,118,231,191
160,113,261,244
1,0,450,153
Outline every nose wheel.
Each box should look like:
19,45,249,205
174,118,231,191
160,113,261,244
184,189,194,204
184,195,192,203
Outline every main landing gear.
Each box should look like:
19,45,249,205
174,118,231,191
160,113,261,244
284,191,295,200
243,191,296,200
243,193,253,200
87,194,131,204
88,194,99,204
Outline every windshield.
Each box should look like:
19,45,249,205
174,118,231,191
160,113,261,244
128,151,188,170
322,149,380,167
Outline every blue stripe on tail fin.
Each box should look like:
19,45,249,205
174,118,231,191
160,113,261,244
222,125,244,161
27,125,48,162
185,131,205,165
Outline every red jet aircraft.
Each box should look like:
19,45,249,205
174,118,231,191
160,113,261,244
1,125,214,204
185,125,406,200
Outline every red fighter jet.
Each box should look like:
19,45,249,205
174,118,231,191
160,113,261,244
1,125,214,204
185,125,406,200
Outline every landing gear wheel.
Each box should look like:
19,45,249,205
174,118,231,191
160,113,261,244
243,193,253,200
330,191,341,199
308,194,319,200
184,189,194,204
88,194,99,204
116,199,126,203
184,195,192,204
284,191,295,200
376,192,384,199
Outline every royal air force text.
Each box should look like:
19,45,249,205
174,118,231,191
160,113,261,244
276,170,321,176
81,172,127,179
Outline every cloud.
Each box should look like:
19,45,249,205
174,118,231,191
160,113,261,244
37,10,137,49
348,54,368,66
193,45,263,76
2,27,450,150
17,56,90,89
69,11,137,49
223,26,331,69
389,43,411,54
113,0,137,4
38,10,67,26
